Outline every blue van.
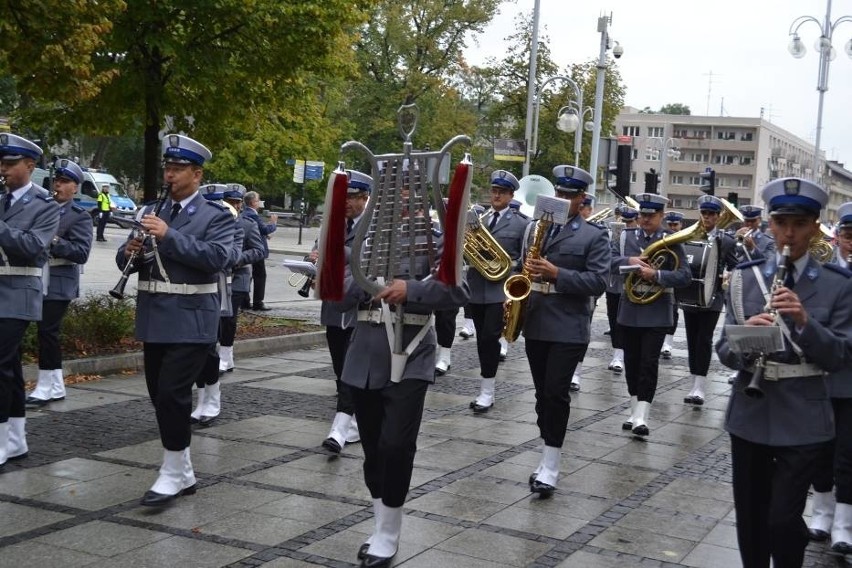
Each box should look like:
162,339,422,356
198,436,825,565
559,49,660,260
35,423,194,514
32,167,137,221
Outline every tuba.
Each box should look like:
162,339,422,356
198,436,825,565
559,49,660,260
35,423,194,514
463,208,512,281
624,198,743,305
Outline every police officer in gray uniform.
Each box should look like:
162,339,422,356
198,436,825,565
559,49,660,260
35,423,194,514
308,170,372,454
523,165,610,496
735,205,775,261
717,178,852,567
117,134,234,506
605,206,637,373
613,193,691,437
26,159,93,407
0,134,60,468
468,169,529,413
806,201,852,551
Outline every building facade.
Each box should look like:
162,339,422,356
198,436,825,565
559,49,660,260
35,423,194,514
604,107,847,221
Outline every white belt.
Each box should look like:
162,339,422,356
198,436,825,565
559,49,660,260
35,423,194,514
631,283,673,295
0,266,43,277
49,258,76,267
226,276,233,284
748,361,824,380
530,282,555,294
357,309,432,326
137,279,218,295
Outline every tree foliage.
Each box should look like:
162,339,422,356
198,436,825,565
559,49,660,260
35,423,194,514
659,103,691,115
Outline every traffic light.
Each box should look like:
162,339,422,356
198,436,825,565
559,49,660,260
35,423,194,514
699,167,715,196
644,168,660,193
608,144,632,198
727,192,739,207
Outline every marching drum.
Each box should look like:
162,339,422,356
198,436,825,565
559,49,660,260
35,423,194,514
676,239,720,308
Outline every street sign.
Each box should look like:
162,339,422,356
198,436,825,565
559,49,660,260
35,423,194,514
293,160,305,183
305,160,324,181
617,135,633,144
494,139,526,162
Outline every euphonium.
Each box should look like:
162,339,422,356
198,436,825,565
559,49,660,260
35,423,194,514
586,207,612,224
463,208,512,281
808,222,834,264
624,198,743,304
502,213,551,342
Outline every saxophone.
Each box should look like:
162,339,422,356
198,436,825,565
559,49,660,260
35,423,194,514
502,214,552,342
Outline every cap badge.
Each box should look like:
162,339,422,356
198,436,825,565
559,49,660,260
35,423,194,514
784,179,800,195
169,134,180,148
60,159,69,168
0,134,7,145
499,170,507,179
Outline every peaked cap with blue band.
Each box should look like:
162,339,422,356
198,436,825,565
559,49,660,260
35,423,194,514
201,183,229,200
633,192,669,212
0,133,43,160
552,165,593,192
224,183,247,200
581,195,596,207
53,158,83,184
739,205,764,219
620,206,638,220
346,169,373,194
664,210,684,223
697,195,723,212
490,170,520,192
761,177,827,216
162,133,212,166
837,202,852,229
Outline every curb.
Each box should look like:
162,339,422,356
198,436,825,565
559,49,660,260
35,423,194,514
24,331,327,380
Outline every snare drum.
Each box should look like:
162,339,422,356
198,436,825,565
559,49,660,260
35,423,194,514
676,239,720,308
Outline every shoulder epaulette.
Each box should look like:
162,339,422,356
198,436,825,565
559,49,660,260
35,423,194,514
513,210,530,220
624,226,639,232
71,204,86,214
206,200,227,211
585,220,606,231
36,194,54,202
735,258,766,270
824,263,852,278
432,228,443,238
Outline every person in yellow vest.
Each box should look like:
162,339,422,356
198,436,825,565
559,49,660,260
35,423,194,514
95,183,114,241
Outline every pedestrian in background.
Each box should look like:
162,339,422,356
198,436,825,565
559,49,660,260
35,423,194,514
243,191,277,311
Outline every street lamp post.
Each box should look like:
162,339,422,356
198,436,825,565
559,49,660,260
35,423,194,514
787,0,852,181
645,137,680,193
556,104,595,166
588,14,622,197
522,0,542,178
527,75,584,173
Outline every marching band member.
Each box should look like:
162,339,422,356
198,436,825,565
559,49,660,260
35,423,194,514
605,206,637,373
614,195,691,437
0,134,59,469
189,184,245,427
735,205,775,261
524,165,609,496
26,159,93,408
468,170,529,412
571,194,603,391
807,201,852,551
717,178,852,567
660,210,684,359
308,170,372,453
117,134,235,506
681,195,739,405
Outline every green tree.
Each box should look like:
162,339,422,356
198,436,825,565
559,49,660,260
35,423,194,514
659,103,691,115
1,1,370,200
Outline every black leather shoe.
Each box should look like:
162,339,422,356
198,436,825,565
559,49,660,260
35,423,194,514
528,473,538,487
632,424,649,437
322,437,342,454
25,397,50,407
199,415,218,427
361,553,396,568
469,401,493,414
189,416,200,424
809,528,830,541
8,451,28,461
140,484,196,507
530,480,555,497
603,329,611,336
621,420,633,431
569,382,580,392
499,353,507,362
832,541,852,554
357,543,370,561
253,304,272,311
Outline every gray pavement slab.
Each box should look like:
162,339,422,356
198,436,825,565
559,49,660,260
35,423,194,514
4,287,845,567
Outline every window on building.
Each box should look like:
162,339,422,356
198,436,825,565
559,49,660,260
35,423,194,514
632,148,639,159
622,126,640,137
740,157,752,166
648,127,664,138
689,176,701,185
741,132,754,141
630,171,637,183
671,175,684,185
645,149,658,161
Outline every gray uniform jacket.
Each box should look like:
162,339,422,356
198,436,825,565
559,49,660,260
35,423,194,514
0,184,60,320
612,228,692,328
468,208,530,305
233,215,265,294
116,193,235,344
523,217,610,343
219,217,244,314
46,202,93,301
336,236,470,390
313,220,360,329
681,231,739,313
717,256,852,445
735,229,775,262
825,253,852,399
606,227,628,295
243,207,275,257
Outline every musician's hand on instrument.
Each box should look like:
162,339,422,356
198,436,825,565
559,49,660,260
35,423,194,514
629,256,651,268
307,250,319,263
141,214,168,240
746,313,775,326
525,257,557,280
124,236,144,257
744,235,756,251
637,265,657,282
772,287,808,326
375,279,407,305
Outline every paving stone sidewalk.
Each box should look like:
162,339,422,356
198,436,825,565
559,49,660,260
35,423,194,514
0,307,843,567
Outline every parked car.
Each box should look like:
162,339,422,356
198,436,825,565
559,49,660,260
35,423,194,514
32,166,137,222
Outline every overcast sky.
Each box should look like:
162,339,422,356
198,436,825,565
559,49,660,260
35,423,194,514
464,0,852,169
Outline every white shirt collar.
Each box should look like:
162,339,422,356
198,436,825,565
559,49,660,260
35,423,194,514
178,191,198,209
6,182,32,206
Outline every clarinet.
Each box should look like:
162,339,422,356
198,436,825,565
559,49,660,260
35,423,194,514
109,183,171,299
744,244,792,398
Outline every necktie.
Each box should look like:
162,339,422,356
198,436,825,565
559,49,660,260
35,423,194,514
783,266,796,289
170,203,181,221
488,211,499,231
546,224,561,244
3,192,11,212
346,218,354,234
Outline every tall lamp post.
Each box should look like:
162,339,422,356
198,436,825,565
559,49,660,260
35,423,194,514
556,104,595,166
787,0,852,181
588,14,623,197
522,0,542,178
645,137,680,193
527,75,583,173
